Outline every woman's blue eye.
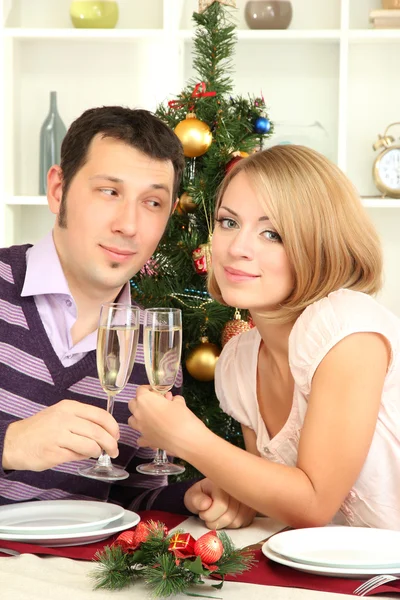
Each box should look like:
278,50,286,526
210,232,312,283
217,217,237,229
263,230,282,242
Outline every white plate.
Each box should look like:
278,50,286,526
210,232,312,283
0,509,140,546
263,541,400,579
0,500,125,534
267,526,400,569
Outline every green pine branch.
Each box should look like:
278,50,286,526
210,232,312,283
190,4,236,94
143,553,197,598
91,546,141,590
90,523,256,597
214,531,257,575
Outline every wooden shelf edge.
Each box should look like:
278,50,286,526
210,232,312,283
349,29,400,42
362,197,400,208
3,28,166,40
180,29,340,41
2,28,342,41
5,196,400,209
6,196,48,206
4,28,400,44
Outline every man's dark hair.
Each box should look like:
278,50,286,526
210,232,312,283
58,106,185,226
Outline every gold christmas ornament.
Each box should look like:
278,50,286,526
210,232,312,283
186,337,221,381
174,113,213,158
179,192,197,213
221,309,252,347
175,202,185,216
198,0,236,13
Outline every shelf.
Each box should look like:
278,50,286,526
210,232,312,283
6,28,400,46
349,29,400,43
237,29,340,41
6,28,400,44
362,198,400,208
6,196,400,209
3,28,342,43
3,28,166,40
6,196,47,205
171,29,341,42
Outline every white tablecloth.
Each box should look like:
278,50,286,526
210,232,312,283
1,517,398,599
0,555,397,600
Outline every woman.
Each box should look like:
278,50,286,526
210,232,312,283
129,145,400,530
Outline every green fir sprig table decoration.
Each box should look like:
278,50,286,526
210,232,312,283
91,520,256,598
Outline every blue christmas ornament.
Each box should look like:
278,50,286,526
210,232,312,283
254,117,270,134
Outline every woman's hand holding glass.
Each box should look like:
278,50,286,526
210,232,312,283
136,308,185,476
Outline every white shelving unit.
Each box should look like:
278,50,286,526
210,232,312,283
1,0,400,313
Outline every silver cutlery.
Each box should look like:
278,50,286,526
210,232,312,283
0,547,20,556
244,526,292,551
353,574,400,596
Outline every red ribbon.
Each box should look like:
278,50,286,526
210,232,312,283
168,82,216,111
191,82,216,99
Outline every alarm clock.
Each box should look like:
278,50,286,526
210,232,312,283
372,122,400,198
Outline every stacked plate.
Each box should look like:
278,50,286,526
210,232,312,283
0,500,140,547
262,526,400,578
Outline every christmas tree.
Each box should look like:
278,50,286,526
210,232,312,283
131,0,273,479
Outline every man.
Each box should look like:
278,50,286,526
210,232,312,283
0,106,207,514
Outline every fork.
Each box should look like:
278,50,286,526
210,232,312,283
0,547,20,556
353,575,400,596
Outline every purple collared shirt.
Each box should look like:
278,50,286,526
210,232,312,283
21,232,132,367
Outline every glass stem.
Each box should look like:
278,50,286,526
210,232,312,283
152,391,170,465
97,451,112,467
106,393,115,414
96,392,116,467
154,449,169,465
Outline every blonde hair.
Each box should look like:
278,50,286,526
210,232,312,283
208,145,383,324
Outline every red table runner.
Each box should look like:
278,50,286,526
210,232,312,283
1,510,399,597
0,511,182,561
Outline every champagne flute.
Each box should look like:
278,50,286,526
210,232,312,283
136,308,185,476
79,303,140,481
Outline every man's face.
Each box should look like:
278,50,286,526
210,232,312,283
49,134,174,295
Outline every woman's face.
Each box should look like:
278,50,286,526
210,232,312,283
212,171,294,312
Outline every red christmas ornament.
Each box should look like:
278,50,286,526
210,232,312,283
192,240,212,274
132,522,151,547
168,532,196,558
114,530,137,553
221,309,254,347
194,530,224,564
114,520,167,553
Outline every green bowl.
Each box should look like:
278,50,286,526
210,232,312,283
70,1,119,29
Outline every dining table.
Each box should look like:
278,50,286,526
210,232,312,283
0,510,399,600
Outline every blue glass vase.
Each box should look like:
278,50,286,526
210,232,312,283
39,91,67,195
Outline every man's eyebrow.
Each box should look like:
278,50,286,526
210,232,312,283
150,183,171,195
219,205,270,221
89,176,170,196
89,175,124,183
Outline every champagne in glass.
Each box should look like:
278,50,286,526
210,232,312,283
79,303,140,481
144,326,182,394
136,308,185,476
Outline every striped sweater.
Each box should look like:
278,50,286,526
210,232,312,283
0,244,193,512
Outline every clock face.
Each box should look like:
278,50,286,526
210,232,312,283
377,148,400,190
